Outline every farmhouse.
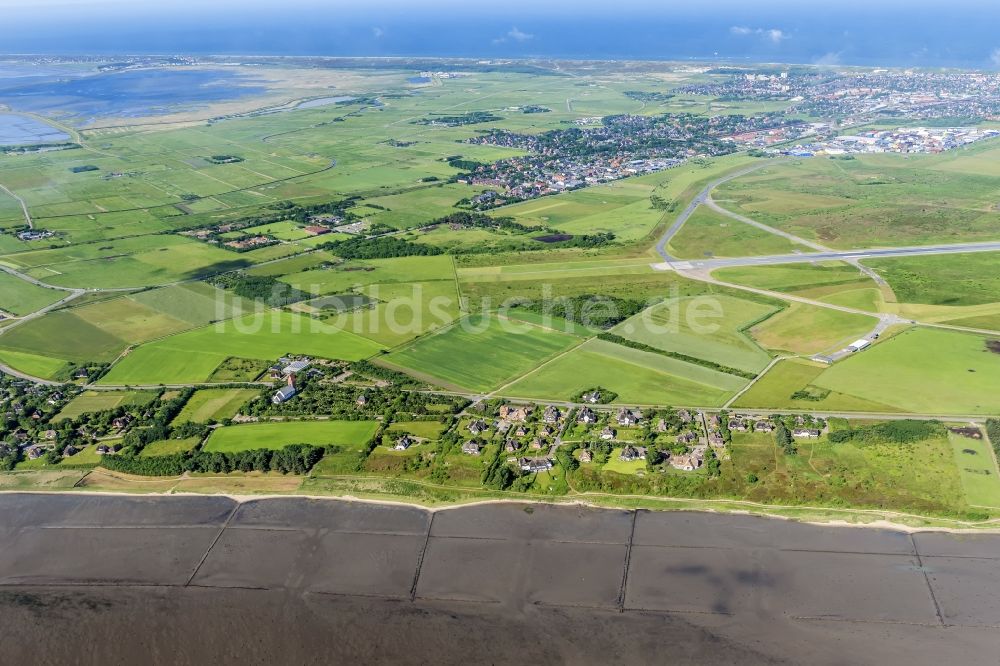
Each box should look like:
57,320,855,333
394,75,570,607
272,375,298,404
600,426,617,440
356,394,369,407
728,419,748,432
304,225,331,236
394,435,414,451
793,428,821,438
461,440,482,456
468,420,489,435
24,445,46,460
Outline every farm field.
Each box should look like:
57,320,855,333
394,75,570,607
504,338,746,406
714,146,1000,249
0,271,65,316
746,302,878,355
386,420,448,439
54,390,158,421
732,358,903,412
172,388,259,424
383,314,580,392
98,311,382,385
813,328,1000,414
203,420,379,453
139,436,203,457
612,295,778,374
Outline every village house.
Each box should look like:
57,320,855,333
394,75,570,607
43,430,57,440
543,406,560,423
678,409,692,423
25,445,46,460
111,415,133,431
578,449,593,463
727,418,748,432
600,426,617,441
676,431,699,445
96,444,121,456
710,414,722,427
656,419,669,433
519,457,553,473
499,405,532,422
540,425,556,438
619,446,647,462
581,390,602,404
530,438,544,450
468,420,489,436
461,441,482,456
514,425,529,437
793,428,821,438
394,435,414,451
617,408,642,427
47,392,63,405
708,431,725,447
670,453,702,471
754,420,774,433
578,407,597,424
495,420,512,434
356,394,369,407
504,439,519,453
62,445,78,457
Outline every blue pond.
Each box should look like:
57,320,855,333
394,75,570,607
0,69,269,122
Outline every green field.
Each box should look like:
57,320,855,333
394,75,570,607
203,420,379,452
0,271,64,316
714,147,1000,249
949,432,1000,508
733,358,902,412
139,436,204,457
667,205,803,259
864,252,1000,307
172,388,259,424
54,390,158,421
747,302,878,355
99,311,383,385
713,262,879,304
814,328,1000,414
386,420,448,439
505,338,746,406
612,295,777,373
383,314,580,392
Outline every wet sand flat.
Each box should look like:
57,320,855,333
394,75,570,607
1,494,999,665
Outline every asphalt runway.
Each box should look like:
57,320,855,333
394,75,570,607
1,494,999,665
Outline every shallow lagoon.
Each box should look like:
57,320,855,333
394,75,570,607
0,113,70,145
0,68,268,121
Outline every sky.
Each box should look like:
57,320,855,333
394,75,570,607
1,0,999,69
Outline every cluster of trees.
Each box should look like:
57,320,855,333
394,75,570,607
69,165,99,173
445,155,487,171
570,386,618,404
649,194,678,211
415,111,503,127
481,448,517,490
988,419,1000,459
623,91,675,102
432,211,542,234
597,333,756,379
321,236,444,259
100,444,325,476
512,294,645,329
350,361,426,389
774,422,797,455
827,420,944,445
209,273,310,307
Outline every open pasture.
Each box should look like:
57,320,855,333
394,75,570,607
383,314,580,392
612,295,778,374
172,388,259,424
203,420,379,453
864,252,1000,307
504,337,746,406
98,311,382,385
714,150,1000,249
54,390,158,421
0,271,64,316
747,302,878,355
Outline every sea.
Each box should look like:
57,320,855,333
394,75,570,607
3,2,1000,70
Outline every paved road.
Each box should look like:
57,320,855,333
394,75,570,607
656,240,1000,271
1,494,998,665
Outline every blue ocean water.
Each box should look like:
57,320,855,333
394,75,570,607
3,2,999,70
